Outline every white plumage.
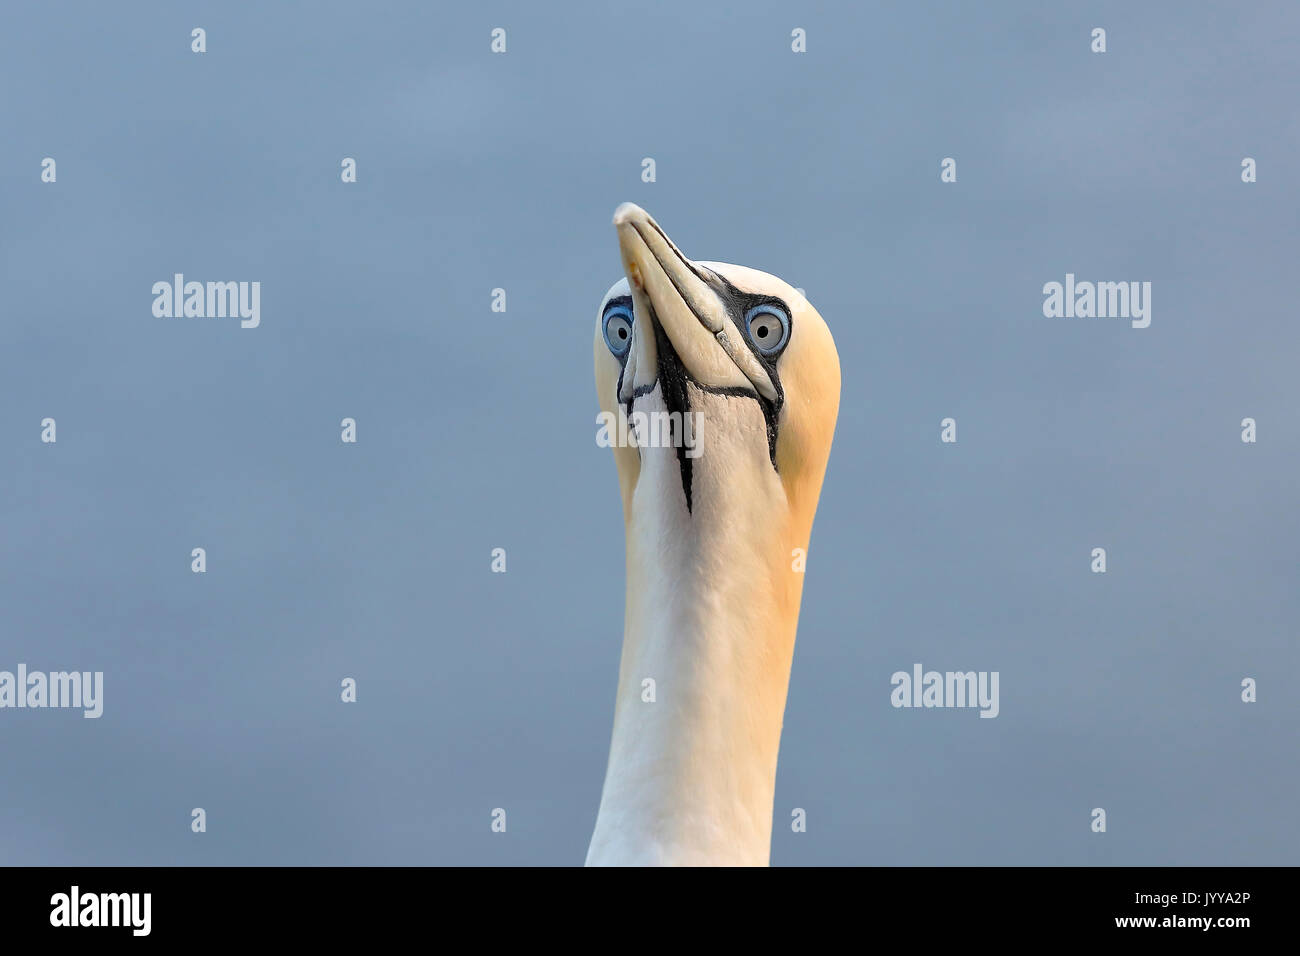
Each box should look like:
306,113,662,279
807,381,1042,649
588,204,840,866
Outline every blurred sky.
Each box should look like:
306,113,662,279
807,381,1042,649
1,0,1297,864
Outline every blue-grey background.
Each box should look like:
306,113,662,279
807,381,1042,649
2,0,1296,865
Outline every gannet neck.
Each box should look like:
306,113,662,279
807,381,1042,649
590,204,840,867
585,388,807,866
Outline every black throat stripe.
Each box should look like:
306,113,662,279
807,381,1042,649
619,310,782,514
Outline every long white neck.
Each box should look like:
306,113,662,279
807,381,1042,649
587,391,806,866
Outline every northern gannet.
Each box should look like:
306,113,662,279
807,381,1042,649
587,203,841,866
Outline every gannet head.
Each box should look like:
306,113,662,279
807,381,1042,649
593,203,840,535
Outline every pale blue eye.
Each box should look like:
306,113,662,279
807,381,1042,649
744,304,790,355
603,304,633,357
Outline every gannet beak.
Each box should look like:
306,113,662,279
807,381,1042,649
613,203,779,404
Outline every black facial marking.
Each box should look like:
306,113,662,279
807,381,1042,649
650,319,696,512
689,267,788,466
605,294,633,316
607,271,791,515
697,267,793,382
